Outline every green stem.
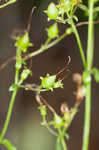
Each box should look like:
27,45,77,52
0,0,16,8
0,48,20,141
70,19,86,69
44,123,58,137
87,1,94,70
25,32,68,60
15,69,19,84
82,0,94,150
0,87,18,140
82,84,91,150
58,129,67,150
61,136,67,150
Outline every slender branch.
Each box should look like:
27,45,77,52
70,19,86,69
0,48,20,141
58,129,67,150
0,32,68,71
1,19,99,71
24,32,68,60
0,0,16,8
76,20,99,27
0,88,18,140
61,136,67,150
44,123,58,137
0,56,15,71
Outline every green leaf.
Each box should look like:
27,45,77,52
91,68,99,82
1,139,17,150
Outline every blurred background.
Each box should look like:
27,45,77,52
0,0,99,150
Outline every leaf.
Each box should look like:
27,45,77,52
1,139,17,150
91,68,99,83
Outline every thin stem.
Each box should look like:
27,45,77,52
61,136,67,150
0,48,20,141
15,69,19,84
66,102,80,130
0,32,69,71
24,32,68,60
58,129,67,150
44,123,58,137
82,84,91,150
70,19,86,69
0,87,18,140
0,0,16,8
82,0,94,150
87,1,94,70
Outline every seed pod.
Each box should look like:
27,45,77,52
47,23,59,39
46,2,58,20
